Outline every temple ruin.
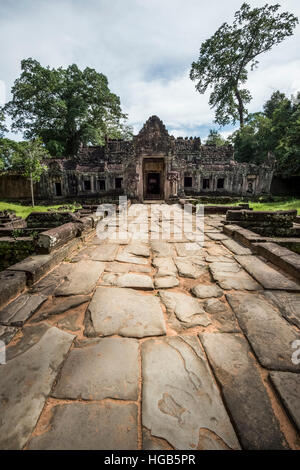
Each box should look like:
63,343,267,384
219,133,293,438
7,116,276,202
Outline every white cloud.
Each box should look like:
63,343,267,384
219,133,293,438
0,0,300,138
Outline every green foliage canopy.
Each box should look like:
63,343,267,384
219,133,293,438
4,58,127,156
190,2,298,128
231,91,300,175
205,129,227,146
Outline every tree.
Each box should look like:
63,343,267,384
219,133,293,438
230,91,300,175
205,129,227,146
263,90,286,118
5,59,127,156
0,138,21,171
190,3,298,128
12,138,49,206
0,107,7,138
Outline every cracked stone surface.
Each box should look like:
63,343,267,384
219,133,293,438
209,261,262,290
72,243,119,262
53,337,139,400
33,295,90,321
191,284,223,299
1,207,299,450
152,257,177,277
87,287,166,337
263,291,300,329
28,402,138,450
150,241,175,257
0,325,74,450
101,272,154,289
159,291,211,328
141,335,240,450
269,372,300,433
174,257,207,279
0,294,47,326
0,325,18,344
235,255,300,291
221,239,252,255
227,292,300,371
200,333,288,450
54,260,105,296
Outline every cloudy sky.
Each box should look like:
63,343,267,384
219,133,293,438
0,0,299,141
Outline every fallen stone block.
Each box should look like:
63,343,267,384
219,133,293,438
0,270,27,309
37,222,79,254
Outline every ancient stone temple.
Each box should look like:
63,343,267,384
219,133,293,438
37,116,275,201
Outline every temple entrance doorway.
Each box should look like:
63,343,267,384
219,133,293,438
143,158,164,200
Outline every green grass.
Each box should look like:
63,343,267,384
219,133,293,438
194,197,300,215
0,201,80,218
246,199,300,214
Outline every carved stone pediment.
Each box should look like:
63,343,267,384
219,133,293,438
134,115,171,153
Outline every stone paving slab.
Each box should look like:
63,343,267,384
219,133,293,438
116,251,149,265
235,255,300,291
54,260,105,296
0,325,74,450
150,241,175,257
206,232,228,241
209,261,262,290
174,257,207,279
227,292,300,371
33,295,90,321
87,287,166,338
141,335,240,450
53,337,139,400
152,257,177,277
203,299,239,333
0,294,47,326
72,244,119,262
205,254,234,263
191,284,223,299
175,243,204,258
205,244,232,257
200,333,288,450
263,291,300,329
154,276,179,289
159,291,211,328
101,273,154,290
125,243,150,257
28,402,138,450
269,371,300,433
221,239,252,255
104,261,151,273
0,325,18,344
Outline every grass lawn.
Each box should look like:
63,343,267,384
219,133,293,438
246,199,300,214
0,201,80,218
194,197,300,214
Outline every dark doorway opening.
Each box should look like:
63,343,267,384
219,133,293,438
203,178,210,189
55,182,62,196
98,179,106,191
217,178,224,189
84,179,91,191
184,176,193,188
147,172,160,196
115,177,123,189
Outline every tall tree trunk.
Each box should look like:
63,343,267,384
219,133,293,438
234,88,245,128
30,172,35,207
